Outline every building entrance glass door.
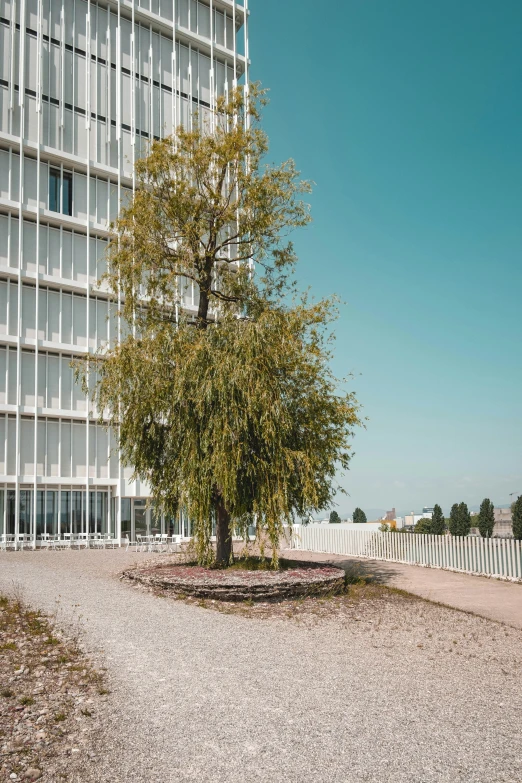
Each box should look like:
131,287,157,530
133,500,149,539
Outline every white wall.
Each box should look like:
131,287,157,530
299,522,385,533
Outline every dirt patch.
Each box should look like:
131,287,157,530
122,557,345,601
207,581,415,622
0,593,106,782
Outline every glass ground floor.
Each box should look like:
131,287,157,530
120,497,194,541
0,487,193,543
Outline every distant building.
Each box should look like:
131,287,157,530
384,508,396,521
404,507,434,529
316,517,353,524
468,507,513,538
493,507,513,537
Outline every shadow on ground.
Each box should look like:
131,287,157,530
281,555,400,585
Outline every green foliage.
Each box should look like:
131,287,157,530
448,504,459,536
430,504,445,535
378,522,390,532
477,498,495,538
512,496,522,541
414,517,433,534
77,87,361,567
449,502,471,537
353,508,367,524
105,86,312,330
329,510,341,524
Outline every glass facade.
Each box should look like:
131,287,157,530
0,487,112,538
0,0,248,543
119,499,191,540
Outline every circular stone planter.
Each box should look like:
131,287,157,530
123,560,345,602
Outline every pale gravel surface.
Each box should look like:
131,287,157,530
1,550,522,783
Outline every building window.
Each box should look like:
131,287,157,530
49,168,61,213
49,168,73,216
62,171,73,215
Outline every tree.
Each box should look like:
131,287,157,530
477,498,495,538
79,88,361,567
414,517,432,534
430,504,445,535
449,502,471,537
353,508,367,524
329,511,341,524
448,504,459,536
512,496,522,541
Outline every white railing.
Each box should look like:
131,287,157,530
291,525,522,582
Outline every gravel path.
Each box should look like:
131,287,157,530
282,549,522,629
1,549,522,783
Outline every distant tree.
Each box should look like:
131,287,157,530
430,504,445,535
353,508,367,524
460,502,472,537
449,502,471,537
329,510,341,524
477,498,495,538
512,496,522,541
448,504,459,535
414,517,432,534
378,522,390,532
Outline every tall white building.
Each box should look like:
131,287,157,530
0,0,248,545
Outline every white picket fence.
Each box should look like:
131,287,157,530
291,525,522,582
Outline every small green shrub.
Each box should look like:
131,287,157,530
415,518,432,534
353,508,367,524
45,636,60,646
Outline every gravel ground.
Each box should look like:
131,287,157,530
0,594,105,782
0,549,521,783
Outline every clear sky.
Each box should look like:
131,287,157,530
249,0,522,518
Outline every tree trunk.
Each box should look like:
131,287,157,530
196,263,212,330
214,491,233,567
196,287,210,329
198,264,233,566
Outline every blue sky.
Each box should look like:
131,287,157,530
249,0,522,518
